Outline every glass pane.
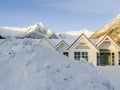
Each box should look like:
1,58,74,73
82,52,84,55
74,52,77,55
85,52,88,55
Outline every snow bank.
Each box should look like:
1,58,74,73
97,66,120,90
0,39,113,90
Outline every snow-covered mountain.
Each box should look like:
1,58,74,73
56,30,93,39
0,26,26,37
0,22,58,39
0,23,93,39
0,39,113,90
90,15,120,44
22,23,58,39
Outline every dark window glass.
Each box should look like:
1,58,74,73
63,52,69,57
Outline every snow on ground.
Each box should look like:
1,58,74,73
0,39,113,90
97,66,120,90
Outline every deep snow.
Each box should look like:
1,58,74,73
0,39,113,90
97,66,120,90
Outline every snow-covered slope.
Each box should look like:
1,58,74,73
56,30,93,39
0,22,58,39
90,14,120,44
0,39,113,90
97,66,120,90
0,26,26,37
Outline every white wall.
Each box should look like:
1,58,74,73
67,35,98,66
56,35,120,66
98,39,120,65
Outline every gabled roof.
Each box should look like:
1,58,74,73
90,34,107,46
48,39,62,47
67,33,98,50
96,34,120,48
55,40,69,48
40,38,74,50
96,34,108,46
63,38,77,46
39,37,55,49
89,39,100,46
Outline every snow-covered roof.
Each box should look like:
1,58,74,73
89,39,100,46
96,34,120,48
48,39,62,47
89,34,108,46
48,37,77,47
62,38,77,46
67,33,98,50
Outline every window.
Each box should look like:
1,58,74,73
118,52,120,65
74,52,80,60
82,52,88,61
112,53,115,65
97,53,100,65
74,52,88,61
63,52,69,57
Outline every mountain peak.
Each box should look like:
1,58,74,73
23,22,58,39
0,22,58,39
35,22,45,28
28,22,46,30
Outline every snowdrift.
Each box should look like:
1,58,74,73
0,39,113,90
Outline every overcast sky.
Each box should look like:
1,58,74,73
0,0,120,32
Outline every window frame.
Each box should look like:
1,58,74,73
74,52,88,61
112,52,115,65
63,52,69,57
118,52,120,65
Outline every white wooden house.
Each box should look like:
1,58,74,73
94,35,120,66
67,34,98,65
40,34,120,66
55,40,69,55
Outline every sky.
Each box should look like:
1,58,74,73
0,0,120,32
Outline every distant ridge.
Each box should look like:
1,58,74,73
0,22,58,39
56,30,93,39
90,15,120,44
